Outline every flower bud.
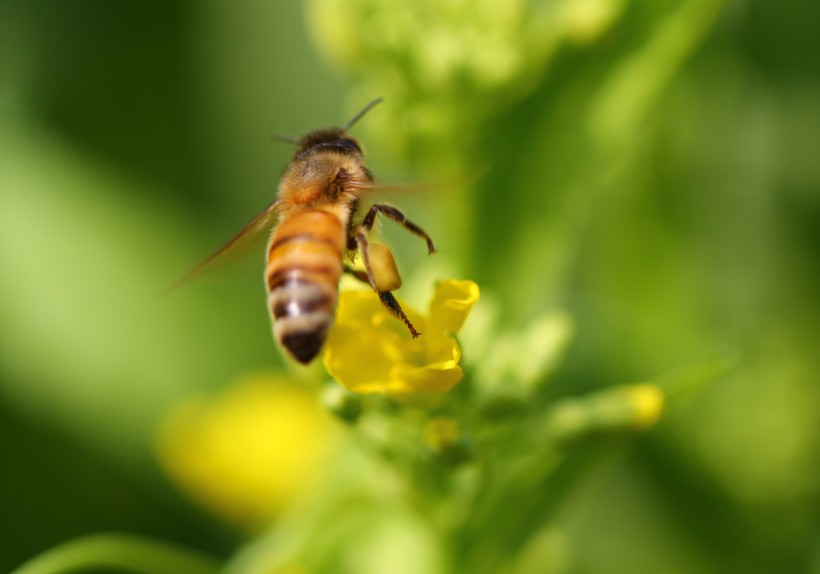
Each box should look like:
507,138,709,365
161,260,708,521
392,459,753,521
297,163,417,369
545,384,665,445
424,417,473,466
478,385,528,420
321,383,363,423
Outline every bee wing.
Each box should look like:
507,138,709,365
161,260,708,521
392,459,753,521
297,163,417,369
164,200,279,294
363,167,490,201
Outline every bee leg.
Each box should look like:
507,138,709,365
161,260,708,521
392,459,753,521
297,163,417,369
354,231,421,338
361,204,436,255
343,264,370,285
378,291,420,338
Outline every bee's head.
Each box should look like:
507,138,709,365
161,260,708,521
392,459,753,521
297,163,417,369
274,98,381,158
279,134,372,206
292,129,363,162
275,99,382,206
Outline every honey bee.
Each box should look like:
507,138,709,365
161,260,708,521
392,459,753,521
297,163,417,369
178,98,435,364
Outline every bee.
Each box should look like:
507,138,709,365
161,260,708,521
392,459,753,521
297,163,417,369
177,98,435,364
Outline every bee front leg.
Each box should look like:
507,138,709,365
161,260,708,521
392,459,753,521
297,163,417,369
353,230,420,338
361,204,436,255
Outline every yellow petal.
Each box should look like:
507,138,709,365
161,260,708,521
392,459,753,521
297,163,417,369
335,289,426,337
334,289,385,326
388,364,463,395
387,337,463,395
428,279,480,334
324,323,400,394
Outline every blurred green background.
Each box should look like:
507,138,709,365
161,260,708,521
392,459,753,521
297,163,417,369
1,1,819,573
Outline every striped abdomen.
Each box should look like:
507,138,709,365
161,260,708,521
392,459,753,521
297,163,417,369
266,209,345,364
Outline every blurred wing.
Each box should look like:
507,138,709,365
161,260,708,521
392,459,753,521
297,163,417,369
164,200,279,294
363,182,436,201
363,168,490,201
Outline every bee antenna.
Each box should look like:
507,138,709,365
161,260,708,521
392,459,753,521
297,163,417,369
342,97,383,131
271,132,299,144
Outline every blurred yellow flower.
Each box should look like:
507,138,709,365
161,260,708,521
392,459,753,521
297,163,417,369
156,374,334,530
323,279,479,401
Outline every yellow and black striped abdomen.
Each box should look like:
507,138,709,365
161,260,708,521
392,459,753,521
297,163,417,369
266,209,344,364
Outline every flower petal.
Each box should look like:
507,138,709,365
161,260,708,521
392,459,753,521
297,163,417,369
387,335,463,395
428,279,480,334
324,323,400,394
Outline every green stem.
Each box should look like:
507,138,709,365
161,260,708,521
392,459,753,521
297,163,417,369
11,533,222,574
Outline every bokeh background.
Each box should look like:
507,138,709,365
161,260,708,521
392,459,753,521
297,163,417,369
1,1,819,573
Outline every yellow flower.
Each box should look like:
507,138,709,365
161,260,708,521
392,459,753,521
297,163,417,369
156,374,334,530
323,279,479,401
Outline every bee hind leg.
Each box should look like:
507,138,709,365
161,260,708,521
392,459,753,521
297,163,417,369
343,264,370,285
353,231,421,338
378,291,420,338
